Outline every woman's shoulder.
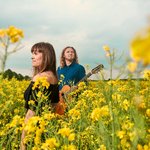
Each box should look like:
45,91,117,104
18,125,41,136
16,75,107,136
32,71,58,84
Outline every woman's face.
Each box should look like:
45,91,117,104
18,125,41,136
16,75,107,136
64,48,75,61
32,50,43,68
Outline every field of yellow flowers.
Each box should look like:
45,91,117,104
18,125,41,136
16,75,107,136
0,25,150,150
0,75,149,150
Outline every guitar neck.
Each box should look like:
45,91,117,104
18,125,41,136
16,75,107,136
64,64,104,97
75,72,92,86
65,72,92,95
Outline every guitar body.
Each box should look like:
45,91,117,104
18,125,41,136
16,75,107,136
55,64,104,115
55,85,71,115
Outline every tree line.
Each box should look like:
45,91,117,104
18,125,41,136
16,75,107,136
0,69,30,80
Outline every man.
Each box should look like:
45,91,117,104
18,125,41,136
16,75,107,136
57,46,86,91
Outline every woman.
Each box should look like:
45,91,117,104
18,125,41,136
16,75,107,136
21,42,59,150
57,46,86,90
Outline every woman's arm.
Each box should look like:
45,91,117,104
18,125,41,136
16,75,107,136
24,109,35,123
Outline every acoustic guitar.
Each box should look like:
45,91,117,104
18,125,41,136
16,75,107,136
55,64,104,115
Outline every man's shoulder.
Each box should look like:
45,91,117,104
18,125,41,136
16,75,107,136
75,63,85,70
57,66,61,70
57,66,66,71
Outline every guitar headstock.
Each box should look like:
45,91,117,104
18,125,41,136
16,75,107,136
91,64,104,74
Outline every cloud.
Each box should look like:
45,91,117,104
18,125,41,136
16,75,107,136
1,0,150,76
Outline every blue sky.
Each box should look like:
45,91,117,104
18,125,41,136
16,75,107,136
0,0,150,77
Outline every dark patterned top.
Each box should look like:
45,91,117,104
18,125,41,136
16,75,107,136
24,81,59,111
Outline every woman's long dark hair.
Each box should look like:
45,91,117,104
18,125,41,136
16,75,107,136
31,42,57,76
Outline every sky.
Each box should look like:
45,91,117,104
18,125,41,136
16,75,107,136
0,0,150,78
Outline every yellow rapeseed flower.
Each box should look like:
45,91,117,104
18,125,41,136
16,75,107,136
127,61,137,73
5,26,24,43
34,128,43,145
68,133,75,141
100,105,109,116
37,91,42,98
60,74,65,79
137,144,143,150
130,26,150,65
105,51,111,57
43,113,55,120
91,105,109,121
103,45,110,51
24,116,40,133
0,29,6,37
122,99,130,111
9,115,24,128
10,37,19,43
133,95,146,109
91,108,101,121
143,145,149,150
32,146,41,150
143,69,150,80
146,109,150,117
128,131,136,141
98,144,107,150
41,138,59,149
112,93,122,102
58,127,73,137
41,80,50,89
68,108,80,120
28,100,35,105
32,77,50,90
122,120,134,130
63,144,76,150
0,42,6,48
117,130,126,139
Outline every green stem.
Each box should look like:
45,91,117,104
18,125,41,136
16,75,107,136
1,37,9,72
109,101,115,150
109,54,113,80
